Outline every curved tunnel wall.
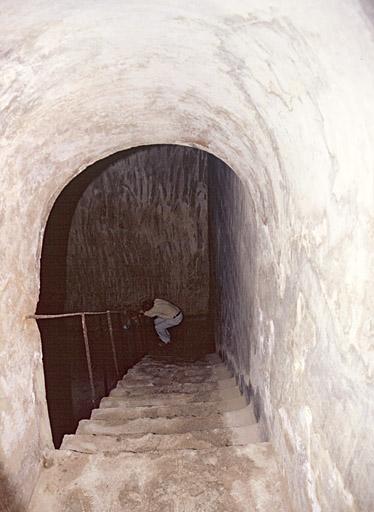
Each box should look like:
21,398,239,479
1,1,374,510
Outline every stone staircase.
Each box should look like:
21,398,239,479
28,353,290,511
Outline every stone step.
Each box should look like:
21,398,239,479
92,402,243,422
61,424,262,453
130,358,228,372
204,353,222,363
95,396,247,420
144,352,221,364
132,362,227,373
109,385,241,403
137,360,224,368
29,444,290,512
117,376,236,391
124,366,232,382
77,406,256,436
135,357,226,371
112,379,236,398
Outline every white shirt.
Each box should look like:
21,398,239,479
144,298,180,319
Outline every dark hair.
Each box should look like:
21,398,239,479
141,299,154,311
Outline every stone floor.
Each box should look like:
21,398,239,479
28,353,290,511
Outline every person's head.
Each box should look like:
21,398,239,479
141,299,154,311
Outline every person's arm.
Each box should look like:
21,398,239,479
142,305,157,317
137,303,157,317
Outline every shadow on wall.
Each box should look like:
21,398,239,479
208,153,256,395
36,149,148,447
148,315,215,359
360,0,374,23
64,144,210,314
0,463,27,512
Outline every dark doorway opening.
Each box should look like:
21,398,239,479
37,145,217,447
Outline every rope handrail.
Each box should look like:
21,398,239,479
26,307,135,320
27,306,143,406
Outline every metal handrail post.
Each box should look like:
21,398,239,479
106,311,120,379
81,313,96,406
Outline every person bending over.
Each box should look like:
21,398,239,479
141,298,183,345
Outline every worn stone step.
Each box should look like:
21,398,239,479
77,405,256,436
91,401,245,422
143,352,221,363
29,444,290,512
131,363,227,374
117,377,236,392
204,353,222,363
109,386,242,403
137,356,223,369
61,424,262,453
112,379,236,398
130,358,227,371
124,366,231,382
109,385,241,403
96,396,247,420
119,374,235,386
137,360,224,368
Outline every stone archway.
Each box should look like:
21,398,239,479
37,143,218,448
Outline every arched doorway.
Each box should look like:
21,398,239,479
36,144,234,446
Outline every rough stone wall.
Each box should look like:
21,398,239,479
208,157,257,385
209,150,374,512
65,146,209,315
1,1,374,510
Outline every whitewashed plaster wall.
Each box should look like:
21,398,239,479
0,1,373,510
